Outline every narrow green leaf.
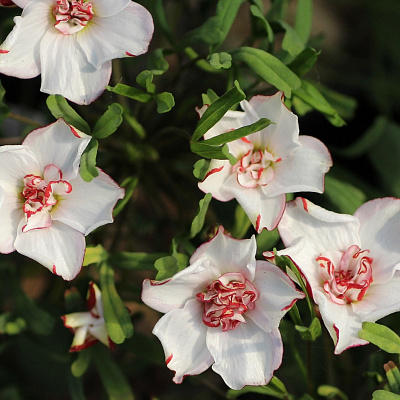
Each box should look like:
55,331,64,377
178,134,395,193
79,139,99,182
230,47,301,97
189,193,212,239
317,385,348,400
209,52,232,69
147,48,169,75
71,348,92,378
294,0,313,43
231,204,251,239
46,95,90,133
99,262,133,344
279,21,305,57
110,252,166,270
323,175,367,215
68,373,87,400
202,89,220,106
385,361,400,395
154,256,179,281
107,84,152,103
83,244,108,267
92,104,123,139
227,377,288,399
288,48,319,77
359,322,400,354
192,81,245,142
93,347,134,400
112,176,138,217
0,79,10,122
155,92,175,113
148,0,175,46
190,142,226,159
250,5,274,44
293,80,345,126
193,159,211,180
203,118,272,146
372,391,400,400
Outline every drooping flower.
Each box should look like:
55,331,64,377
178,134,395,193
62,282,113,352
0,0,154,104
277,197,400,354
0,118,124,280
141,227,304,389
198,92,332,232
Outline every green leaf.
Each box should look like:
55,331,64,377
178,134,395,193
183,0,245,47
83,244,108,267
384,361,400,395
323,175,367,215
203,118,272,146
288,48,319,77
231,204,251,239
0,79,10,122
46,95,90,134
110,252,166,270
92,104,123,139
250,5,274,45
279,21,305,58
112,176,138,217
155,92,175,113
209,52,232,69
154,256,179,281
0,312,26,335
190,142,226,159
193,159,211,180
107,84,152,103
317,385,348,400
136,70,156,93
295,317,322,342
189,193,212,239
359,322,400,354
230,47,301,97
79,139,99,182
99,262,133,344
192,81,245,142
227,377,289,399
68,373,87,400
147,48,169,75
93,347,134,400
373,391,400,400
71,349,92,378
201,89,220,106
293,80,345,126
294,0,313,43
256,229,280,255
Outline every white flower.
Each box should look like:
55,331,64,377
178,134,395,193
0,0,154,104
141,227,304,390
62,282,112,352
0,118,124,280
277,197,400,354
198,92,332,232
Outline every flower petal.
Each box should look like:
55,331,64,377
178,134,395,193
22,119,91,181
189,228,257,281
313,290,367,354
51,170,124,235
142,256,219,314
354,197,400,284
12,0,29,7
352,271,400,320
39,30,111,105
88,324,109,346
198,160,235,202
92,0,130,17
62,311,94,328
77,2,154,69
248,261,304,332
207,319,283,390
266,136,332,196
152,299,213,383
224,176,286,231
0,0,53,78
14,220,86,281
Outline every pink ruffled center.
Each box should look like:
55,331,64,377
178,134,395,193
316,245,373,305
196,272,259,331
22,164,72,232
232,139,281,188
53,0,94,35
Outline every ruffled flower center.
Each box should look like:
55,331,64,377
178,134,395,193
232,138,281,188
53,0,94,35
316,245,373,305
21,164,72,232
196,272,259,331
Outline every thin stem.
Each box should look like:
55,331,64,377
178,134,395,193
7,112,42,128
306,341,314,396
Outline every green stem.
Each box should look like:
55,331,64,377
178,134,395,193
306,341,314,395
7,112,42,128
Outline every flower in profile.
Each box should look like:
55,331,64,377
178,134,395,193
142,227,304,389
198,92,332,232
0,0,154,104
0,118,124,280
62,282,112,352
277,197,400,354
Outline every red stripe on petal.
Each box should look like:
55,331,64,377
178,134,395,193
301,198,308,212
149,279,171,286
203,166,224,181
166,354,173,365
53,265,58,275
86,282,96,310
70,126,82,138
255,215,261,233
69,338,98,352
126,52,136,57
281,297,298,312
0,49,9,53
